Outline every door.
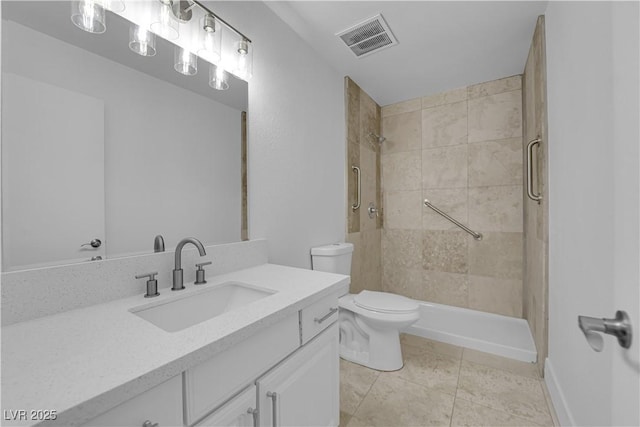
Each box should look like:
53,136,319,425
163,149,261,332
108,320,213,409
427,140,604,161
2,73,105,270
257,323,339,427
544,2,639,425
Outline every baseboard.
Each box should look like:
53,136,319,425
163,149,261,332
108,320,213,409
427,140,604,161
544,358,576,426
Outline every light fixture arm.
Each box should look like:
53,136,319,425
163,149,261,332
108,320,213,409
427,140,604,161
190,0,252,43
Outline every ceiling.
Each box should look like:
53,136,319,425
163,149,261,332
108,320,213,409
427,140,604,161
267,1,548,106
2,1,248,111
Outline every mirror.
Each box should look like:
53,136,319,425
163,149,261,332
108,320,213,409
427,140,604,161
1,1,248,272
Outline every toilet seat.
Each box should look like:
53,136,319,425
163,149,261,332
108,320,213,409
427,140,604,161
353,290,419,314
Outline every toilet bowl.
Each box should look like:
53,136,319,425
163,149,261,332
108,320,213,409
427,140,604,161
338,291,419,371
310,243,419,371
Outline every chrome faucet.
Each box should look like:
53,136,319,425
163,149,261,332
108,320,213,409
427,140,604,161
172,237,206,291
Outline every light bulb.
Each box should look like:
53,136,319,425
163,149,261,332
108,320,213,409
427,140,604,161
150,0,179,40
233,39,252,80
174,47,197,76
71,0,106,34
209,65,229,91
129,24,156,57
197,14,221,64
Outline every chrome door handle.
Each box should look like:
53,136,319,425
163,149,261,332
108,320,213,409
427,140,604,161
314,307,338,324
81,238,102,248
351,165,361,211
526,138,542,203
578,310,632,351
266,391,278,427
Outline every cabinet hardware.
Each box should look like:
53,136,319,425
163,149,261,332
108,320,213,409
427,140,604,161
266,391,278,427
314,307,338,324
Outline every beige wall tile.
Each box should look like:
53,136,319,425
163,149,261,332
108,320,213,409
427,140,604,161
346,78,361,145
422,270,469,308
360,146,378,231
468,232,523,280
422,145,468,189
468,185,523,232
359,90,378,148
468,137,523,187
451,398,545,427
400,334,464,359
422,101,468,148
381,97,421,117
389,344,461,395
457,360,552,426
383,190,422,230
422,86,467,109
467,75,522,99
468,275,523,317
462,348,539,378
381,265,422,295
349,375,455,427
340,359,379,415
381,110,421,154
423,188,468,231
423,230,468,274
346,232,364,294
382,229,423,270
381,151,422,191
362,229,382,292
468,90,522,143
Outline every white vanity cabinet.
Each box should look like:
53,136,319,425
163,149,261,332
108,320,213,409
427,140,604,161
257,323,339,427
194,385,257,427
80,375,183,427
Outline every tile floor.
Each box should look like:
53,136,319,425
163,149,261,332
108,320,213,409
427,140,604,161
339,334,559,427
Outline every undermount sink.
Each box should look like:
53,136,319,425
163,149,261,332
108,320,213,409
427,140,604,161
131,281,276,332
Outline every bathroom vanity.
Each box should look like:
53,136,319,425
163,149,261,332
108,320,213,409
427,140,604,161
1,263,348,427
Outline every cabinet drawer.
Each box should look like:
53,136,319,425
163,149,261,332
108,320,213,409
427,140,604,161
81,375,182,427
299,292,339,345
184,313,299,425
195,385,256,427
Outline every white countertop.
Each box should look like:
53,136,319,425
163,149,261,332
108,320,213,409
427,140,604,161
1,263,349,426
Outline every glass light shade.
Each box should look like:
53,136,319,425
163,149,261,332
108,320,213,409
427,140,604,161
174,47,197,76
150,0,179,41
129,25,156,57
209,65,229,91
71,0,106,34
101,0,125,13
197,15,221,64
232,39,253,80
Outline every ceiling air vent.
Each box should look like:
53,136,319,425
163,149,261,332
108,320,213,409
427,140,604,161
336,14,398,58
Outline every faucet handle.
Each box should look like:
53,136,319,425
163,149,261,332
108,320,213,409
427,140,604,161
135,272,159,298
194,262,212,285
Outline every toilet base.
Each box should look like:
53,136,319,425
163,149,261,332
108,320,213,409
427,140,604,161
339,332,405,372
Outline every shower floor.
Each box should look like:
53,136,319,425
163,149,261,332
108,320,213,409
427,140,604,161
403,301,537,363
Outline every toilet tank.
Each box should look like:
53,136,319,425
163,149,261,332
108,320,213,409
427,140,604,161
310,243,353,275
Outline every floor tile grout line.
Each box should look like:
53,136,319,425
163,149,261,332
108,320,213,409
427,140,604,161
453,395,547,427
349,370,381,420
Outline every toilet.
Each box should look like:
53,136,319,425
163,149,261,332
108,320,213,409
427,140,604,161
311,243,419,371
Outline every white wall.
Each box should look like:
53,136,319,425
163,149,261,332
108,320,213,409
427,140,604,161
208,2,346,269
545,2,639,425
2,21,241,259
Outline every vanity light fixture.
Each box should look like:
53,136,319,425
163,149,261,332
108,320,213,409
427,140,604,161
197,14,221,64
71,0,106,34
174,46,198,76
150,0,179,41
129,24,157,57
209,64,229,91
233,38,253,80
102,0,125,13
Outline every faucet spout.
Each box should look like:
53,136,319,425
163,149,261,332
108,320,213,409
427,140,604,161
172,237,207,291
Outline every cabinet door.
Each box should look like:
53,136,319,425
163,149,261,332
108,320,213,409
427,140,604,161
195,385,257,427
257,323,339,427
81,375,182,427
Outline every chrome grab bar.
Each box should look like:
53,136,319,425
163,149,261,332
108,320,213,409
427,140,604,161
423,199,483,241
526,138,542,203
351,166,361,211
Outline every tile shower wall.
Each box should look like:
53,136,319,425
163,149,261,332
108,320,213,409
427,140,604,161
345,77,383,294
381,76,524,317
522,16,549,375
